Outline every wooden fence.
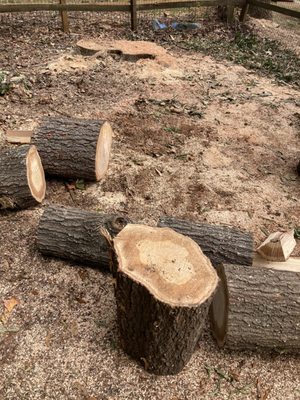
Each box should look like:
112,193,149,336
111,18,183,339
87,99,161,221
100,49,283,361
0,0,299,31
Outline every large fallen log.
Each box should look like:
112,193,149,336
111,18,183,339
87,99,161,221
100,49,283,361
158,216,254,267
32,117,112,181
0,145,46,209
210,263,300,352
36,205,129,270
114,224,219,375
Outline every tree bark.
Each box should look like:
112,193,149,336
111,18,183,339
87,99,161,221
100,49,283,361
158,216,254,268
114,224,219,375
0,145,46,209
32,117,112,181
210,263,300,352
36,205,129,270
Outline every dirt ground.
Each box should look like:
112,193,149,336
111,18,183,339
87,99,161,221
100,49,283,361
0,12,300,400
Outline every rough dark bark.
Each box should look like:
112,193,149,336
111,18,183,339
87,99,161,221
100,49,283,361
32,117,112,181
158,216,254,267
114,224,218,375
210,263,300,352
36,205,129,270
0,145,46,210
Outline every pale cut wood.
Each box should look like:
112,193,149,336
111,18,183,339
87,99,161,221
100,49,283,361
256,230,296,261
253,253,300,272
210,263,300,352
114,224,218,375
0,145,46,209
32,117,112,181
6,130,33,144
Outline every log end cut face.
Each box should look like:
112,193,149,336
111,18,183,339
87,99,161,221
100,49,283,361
26,145,46,203
114,224,218,307
95,121,112,181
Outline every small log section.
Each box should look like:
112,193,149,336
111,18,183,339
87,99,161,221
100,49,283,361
114,224,219,375
0,145,46,209
32,117,112,181
210,263,300,352
158,216,254,267
36,205,129,270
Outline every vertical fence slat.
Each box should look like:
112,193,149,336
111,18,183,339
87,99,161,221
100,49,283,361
130,0,137,31
60,0,70,32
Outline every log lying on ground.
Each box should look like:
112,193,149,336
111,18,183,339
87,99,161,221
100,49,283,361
210,263,300,352
0,145,46,209
158,216,254,267
36,205,129,270
114,224,219,375
32,117,112,181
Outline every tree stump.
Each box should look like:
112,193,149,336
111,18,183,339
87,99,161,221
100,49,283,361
210,263,300,352
114,224,219,375
158,216,254,267
0,145,46,209
32,117,112,181
36,205,129,270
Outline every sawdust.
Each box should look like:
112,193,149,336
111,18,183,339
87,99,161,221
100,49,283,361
0,15,300,400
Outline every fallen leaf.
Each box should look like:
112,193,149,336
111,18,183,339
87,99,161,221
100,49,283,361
1,298,20,324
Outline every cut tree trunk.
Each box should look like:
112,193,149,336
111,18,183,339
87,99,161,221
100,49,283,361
0,145,46,209
158,216,254,267
114,224,219,375
36,205,129,270
210,263,300,352
32,117,112,181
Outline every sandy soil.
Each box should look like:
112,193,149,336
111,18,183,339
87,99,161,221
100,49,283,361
0,14,300,400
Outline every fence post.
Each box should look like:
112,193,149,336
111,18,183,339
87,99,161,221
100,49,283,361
130,0,137,31
239,0,249,22
59,0,70,33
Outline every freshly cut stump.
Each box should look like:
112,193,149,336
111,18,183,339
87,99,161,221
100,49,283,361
32,117,112,180
0,145,46,209
37,205,129,270
114,224,219,375
211,263,300,352
158,216,254,267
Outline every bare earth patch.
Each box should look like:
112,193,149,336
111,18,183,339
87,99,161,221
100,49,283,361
0,15,300,400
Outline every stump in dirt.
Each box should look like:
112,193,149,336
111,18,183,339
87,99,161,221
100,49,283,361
158,216,254,267
0,145,46,209
36,205,129,270
114,224,219,375
210,263,300,352
32,117,112,181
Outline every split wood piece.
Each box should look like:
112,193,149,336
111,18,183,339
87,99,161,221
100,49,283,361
158,216,254,267
6,130,33,144
36,205,129,270
0,145,46,209
114,224,219,375
210,263,300,352
254,253,300,272
256,230,296,261
32,117,112,181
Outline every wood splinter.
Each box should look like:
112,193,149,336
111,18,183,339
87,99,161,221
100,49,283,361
114,224,219,375
257,230,296,261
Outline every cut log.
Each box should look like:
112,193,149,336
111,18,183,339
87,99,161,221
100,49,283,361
210,263,300,352
158,216,254,267
36,205,129,270
114,224,219,375
32,117,112,181
0,145,46,209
